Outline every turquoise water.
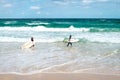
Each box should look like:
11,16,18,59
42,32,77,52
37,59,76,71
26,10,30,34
0,18,120,27
0,18,120,43
0,18,120,29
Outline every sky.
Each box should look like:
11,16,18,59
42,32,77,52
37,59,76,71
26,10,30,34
0,0,120,18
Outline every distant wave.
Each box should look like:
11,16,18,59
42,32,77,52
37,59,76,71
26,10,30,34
26,22,49,26
0,25,119,32
0,26,90,32
4,21,17,24
54,22,75,24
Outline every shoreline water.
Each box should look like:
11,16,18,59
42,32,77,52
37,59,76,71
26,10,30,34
0,42,120,74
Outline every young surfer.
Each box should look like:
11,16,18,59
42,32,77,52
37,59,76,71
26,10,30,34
30,37,35,48
21,37,35,49
67,35,72,47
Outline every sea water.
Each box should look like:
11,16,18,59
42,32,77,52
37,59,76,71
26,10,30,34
0,18,120,74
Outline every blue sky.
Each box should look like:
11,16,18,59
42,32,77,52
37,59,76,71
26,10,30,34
0,0,120,18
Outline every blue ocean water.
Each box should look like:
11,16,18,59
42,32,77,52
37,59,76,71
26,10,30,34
0,18,120,43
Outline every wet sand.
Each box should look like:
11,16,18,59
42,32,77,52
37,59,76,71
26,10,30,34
0,73,120,80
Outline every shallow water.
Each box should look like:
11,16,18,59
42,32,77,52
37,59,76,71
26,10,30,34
0,42,120,74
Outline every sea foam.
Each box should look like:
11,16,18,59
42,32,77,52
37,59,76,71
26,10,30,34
0,26,90,32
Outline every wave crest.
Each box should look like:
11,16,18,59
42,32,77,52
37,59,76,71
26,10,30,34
0,26,90,32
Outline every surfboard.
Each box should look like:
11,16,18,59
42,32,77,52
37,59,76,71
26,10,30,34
63,38,79,43
21,41,35,49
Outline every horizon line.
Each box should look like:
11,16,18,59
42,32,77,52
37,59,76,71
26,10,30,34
0,18,120,19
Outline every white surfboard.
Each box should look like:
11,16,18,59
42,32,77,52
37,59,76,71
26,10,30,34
63,38,79,43
21,41,35,49
70,39,79,42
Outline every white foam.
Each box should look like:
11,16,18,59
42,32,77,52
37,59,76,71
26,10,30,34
76,32,120,43
26,22,49,25
0,37,63,42
0,26,32,31
4,21,17,24
86,33,120,43
0,26,90,32
0,32,120,43
0,60,77,75
40,60,77,72
0,37,27,42
0,26,120,43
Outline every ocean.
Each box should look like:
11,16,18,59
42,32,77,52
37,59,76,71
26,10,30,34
0,18,120,42
0,18,120,74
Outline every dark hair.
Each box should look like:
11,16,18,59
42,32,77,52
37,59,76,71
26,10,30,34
31,37,34,41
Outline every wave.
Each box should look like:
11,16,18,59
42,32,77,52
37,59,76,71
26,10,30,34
26,22,49,26
0,26,90,32
0,37,27,42
0,26,120,43
0,25,119,32
0,60,77,74
100,49,120,59
0,37,64,42
0,36,120,43
4,21,17,25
